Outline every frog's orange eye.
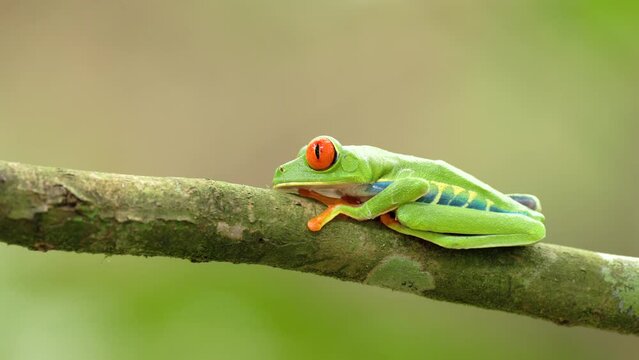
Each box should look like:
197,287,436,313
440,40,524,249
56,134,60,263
306,137,337,171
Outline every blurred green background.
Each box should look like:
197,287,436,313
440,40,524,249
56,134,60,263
1,1,638,359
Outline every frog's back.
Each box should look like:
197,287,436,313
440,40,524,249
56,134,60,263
379,152,543,220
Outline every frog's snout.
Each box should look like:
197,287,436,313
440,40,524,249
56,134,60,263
272,164,289,188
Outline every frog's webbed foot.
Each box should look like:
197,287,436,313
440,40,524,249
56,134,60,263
297,189,349,231
308,206,395,232
379,212,399,228
307,205,339,231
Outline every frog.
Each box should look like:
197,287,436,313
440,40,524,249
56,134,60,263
272,136,545,249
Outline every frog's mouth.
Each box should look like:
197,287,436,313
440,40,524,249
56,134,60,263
273,182,370,200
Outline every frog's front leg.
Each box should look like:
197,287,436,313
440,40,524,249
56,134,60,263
307,177,429,231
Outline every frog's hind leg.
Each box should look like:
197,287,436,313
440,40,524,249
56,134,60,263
379,205,545,249
379,213,470,247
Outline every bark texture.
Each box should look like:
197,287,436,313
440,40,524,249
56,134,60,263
0,161,637,335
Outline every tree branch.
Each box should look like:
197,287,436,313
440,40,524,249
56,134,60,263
0,160,637,335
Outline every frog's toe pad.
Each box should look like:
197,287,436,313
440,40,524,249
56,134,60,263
307,218,323,232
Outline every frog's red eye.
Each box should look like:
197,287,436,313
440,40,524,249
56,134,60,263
306,137,337,171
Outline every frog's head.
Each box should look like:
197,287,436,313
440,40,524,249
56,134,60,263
273,136,373,194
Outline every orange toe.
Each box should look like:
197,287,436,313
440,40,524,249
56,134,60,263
379,213,399,227
307,205,337,231
307,218,323,232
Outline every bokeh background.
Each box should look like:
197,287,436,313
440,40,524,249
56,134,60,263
1,1,638,359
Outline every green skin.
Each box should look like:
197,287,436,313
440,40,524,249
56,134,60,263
273,136,545,249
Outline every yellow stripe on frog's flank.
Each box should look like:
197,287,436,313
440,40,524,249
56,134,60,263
462,191,478,208
451,185,465,196
431,182,447,204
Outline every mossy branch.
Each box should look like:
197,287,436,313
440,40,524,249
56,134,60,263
0,160,637,335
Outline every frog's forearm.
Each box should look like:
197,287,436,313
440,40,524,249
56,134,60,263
1,161,638,335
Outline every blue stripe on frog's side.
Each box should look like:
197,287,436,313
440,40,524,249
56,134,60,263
366,181,522,215
366,181,393,194
467,197,487,210
449,190,470,207
420,186,438,203
437,186,455,205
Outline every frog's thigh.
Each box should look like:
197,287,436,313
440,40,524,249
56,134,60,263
396,203,536,234
392,203,544,249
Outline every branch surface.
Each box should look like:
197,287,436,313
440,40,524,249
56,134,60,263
0,160,638,335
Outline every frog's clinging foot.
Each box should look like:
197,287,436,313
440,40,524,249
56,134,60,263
300,190,364,232
307,205,338,231
379,212,399,228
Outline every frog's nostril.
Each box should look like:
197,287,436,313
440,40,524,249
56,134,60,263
279,167,285,173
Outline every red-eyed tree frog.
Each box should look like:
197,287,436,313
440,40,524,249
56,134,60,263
272,136,545,249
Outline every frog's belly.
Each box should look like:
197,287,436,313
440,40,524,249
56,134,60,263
283,183,381,202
